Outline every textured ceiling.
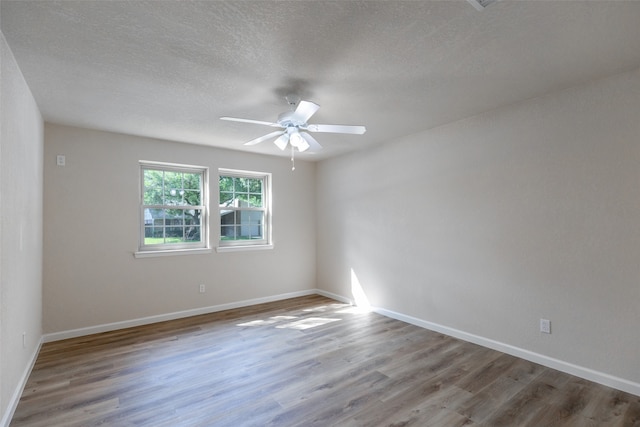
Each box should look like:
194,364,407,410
2,1,640,160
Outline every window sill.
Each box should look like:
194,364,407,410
216,244,273,253
134,248,212,258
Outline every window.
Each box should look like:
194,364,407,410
218,169,271,249
139,162,208,253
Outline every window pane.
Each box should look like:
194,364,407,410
219,176,234,193
220,210,236,225
165,189,182,205
144,170,164,205
237,196,260,208
165,226,184,240
183,190,201,206
144,226,162,239
220,191,234,207
145,208,165,224
165,209,184,226
185,209,201,225
220,224,236,240
248,194,262,208
238,210,263,239
163,171,181,205
185,226,200,242
144,236,164,245
248,178,262,193
236,177,248,193
183,173,201,191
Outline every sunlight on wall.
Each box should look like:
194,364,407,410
351,268,371,310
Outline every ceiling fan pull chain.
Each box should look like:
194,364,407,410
291,145,296,171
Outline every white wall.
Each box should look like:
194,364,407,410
317,67,640,393
0,32,44,424
43,124,316,334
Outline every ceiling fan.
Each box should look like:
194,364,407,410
220,96,366,154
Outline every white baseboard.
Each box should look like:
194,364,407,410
1,338,43,427
43,289,318,343
314,288,354,305
373,305,640,397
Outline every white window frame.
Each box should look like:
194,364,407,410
217,168,272,252
135,161,210,258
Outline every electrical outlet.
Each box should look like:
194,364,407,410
199,284,205,293
56,155,66,166
540,318,551,334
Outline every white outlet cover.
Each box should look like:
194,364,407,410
540,318,551,334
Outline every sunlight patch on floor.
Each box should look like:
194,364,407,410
303,303,351,313
237,315,298,327
276,317,341,330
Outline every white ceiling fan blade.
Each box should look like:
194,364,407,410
273,134,289,151
220,116,280,127
244,130,285,146
305,124,366,134
300,132,323,152
291,100,320,123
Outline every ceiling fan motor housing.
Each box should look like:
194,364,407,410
277,111,305,128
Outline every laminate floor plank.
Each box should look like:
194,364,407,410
10,295,640,426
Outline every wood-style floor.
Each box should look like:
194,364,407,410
10,295,640,426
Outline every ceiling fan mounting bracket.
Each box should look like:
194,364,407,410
285,94,300,108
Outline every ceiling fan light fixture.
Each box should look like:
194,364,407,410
290,132,310,152
298,139,311,152
274,134,289,150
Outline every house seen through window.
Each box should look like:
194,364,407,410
140,162,208,252
219,169,271,247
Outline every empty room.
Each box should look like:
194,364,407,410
1,1,640,426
